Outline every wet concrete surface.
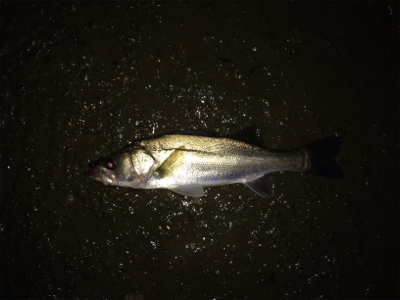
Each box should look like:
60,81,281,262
1,1,399,299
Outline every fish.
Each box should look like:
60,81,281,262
85,127,343,198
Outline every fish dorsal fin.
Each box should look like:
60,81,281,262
230,126,264,148
170,185,205,197
244,174,274,197
175,129,220,137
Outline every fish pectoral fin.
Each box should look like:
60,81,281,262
170,185,205,197
245,174,274,197
155,148,185,178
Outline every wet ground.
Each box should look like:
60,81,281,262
1,1,399,299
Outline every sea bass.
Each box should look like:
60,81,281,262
85,127,343,198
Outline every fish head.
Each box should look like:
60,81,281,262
85,152,133,186
85,147,155,188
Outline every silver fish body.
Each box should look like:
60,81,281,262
86,127,343,197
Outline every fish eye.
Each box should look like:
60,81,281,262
104,158,116,170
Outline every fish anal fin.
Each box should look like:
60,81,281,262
245,174,274,197
170,185,205,198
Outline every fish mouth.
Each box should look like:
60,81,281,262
85,163,115,185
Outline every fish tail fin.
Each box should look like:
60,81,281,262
303,137,344,178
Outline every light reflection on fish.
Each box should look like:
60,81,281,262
85,127,343,198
